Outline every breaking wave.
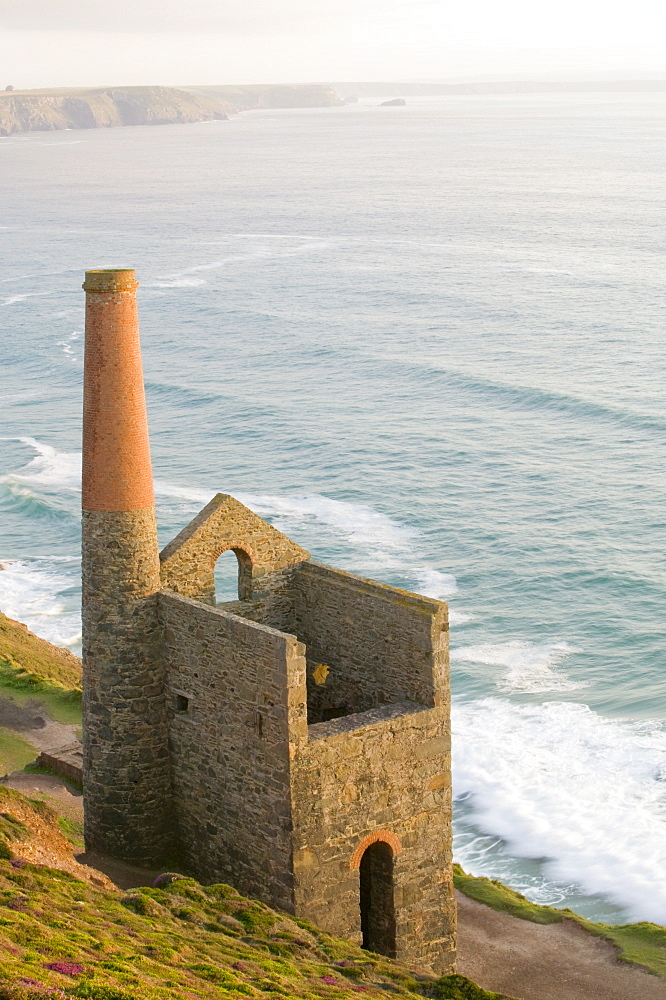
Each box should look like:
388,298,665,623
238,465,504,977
451,640,584,694
0,559,81,650
453,697,666,923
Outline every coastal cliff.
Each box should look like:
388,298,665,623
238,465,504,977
0,85,229,136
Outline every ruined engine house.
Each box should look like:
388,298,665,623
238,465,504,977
81,269,456,973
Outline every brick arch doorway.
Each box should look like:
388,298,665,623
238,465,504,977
359,840,396,958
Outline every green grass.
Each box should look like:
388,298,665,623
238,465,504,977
0,860,516,1000
454,864,666,977
0,789,519,1000
0,730,37,776
0,659,82,727
57,817,85,848
0,613,81,692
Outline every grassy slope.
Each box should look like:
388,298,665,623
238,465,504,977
454,865,666,977
0,613,82,772
0,613,81,691
0,792,509,1000
0,612,82,731
0,732,37,777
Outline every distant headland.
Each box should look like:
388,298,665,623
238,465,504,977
0,83,343,136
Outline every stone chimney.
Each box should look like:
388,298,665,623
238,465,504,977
81,269,173,863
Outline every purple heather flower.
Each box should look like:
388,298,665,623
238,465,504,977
43,961,85,976
320,975,339,985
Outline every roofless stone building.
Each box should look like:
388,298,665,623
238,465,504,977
81,269,456,973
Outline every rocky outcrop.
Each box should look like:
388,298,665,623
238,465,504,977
380,98,406,106
0,86,229,136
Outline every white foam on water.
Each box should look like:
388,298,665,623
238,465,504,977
453,697,666,923
156,240,332,283
0,438,82,521
2,292,49,306
413,567,459,599
2,438,81,493
0,559,81,649
448,609,472,626
240,491,420,570
143,277,207,289
153,480,214,505
451,639,583,693
55,330,81,360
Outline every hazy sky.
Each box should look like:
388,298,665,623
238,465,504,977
1,0,665,89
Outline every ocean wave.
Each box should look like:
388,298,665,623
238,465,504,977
439,369,665,433
145,381,223,406
451,639,583,694
0,438,82,521
55,329,81,361
452,697,666,923
142,277,207,289
0,559,81,649
149,239,332,284
2,291,50,307
359,356,666,436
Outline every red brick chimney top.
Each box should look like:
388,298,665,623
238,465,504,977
82,269,138,294
82,269,155,512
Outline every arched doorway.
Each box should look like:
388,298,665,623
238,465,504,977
213,547,253,603
359,840,396,957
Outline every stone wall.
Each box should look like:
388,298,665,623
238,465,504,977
158,590,307,912
82,508,174,864
292,562,448,723
290,702,456,974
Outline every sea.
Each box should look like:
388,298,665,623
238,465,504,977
1,92,665,926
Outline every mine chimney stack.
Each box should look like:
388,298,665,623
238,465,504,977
81,269,173,863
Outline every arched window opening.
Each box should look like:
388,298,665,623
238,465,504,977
359,841,396,958
214,547,252,604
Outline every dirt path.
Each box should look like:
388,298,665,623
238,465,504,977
0,694,79,755
2,770,83,821
456,890,666,1000
75,849,165,891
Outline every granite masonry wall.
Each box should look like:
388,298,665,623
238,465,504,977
82,508,174,863
291,701,456,974
292,561,448,723
158,590,308,912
